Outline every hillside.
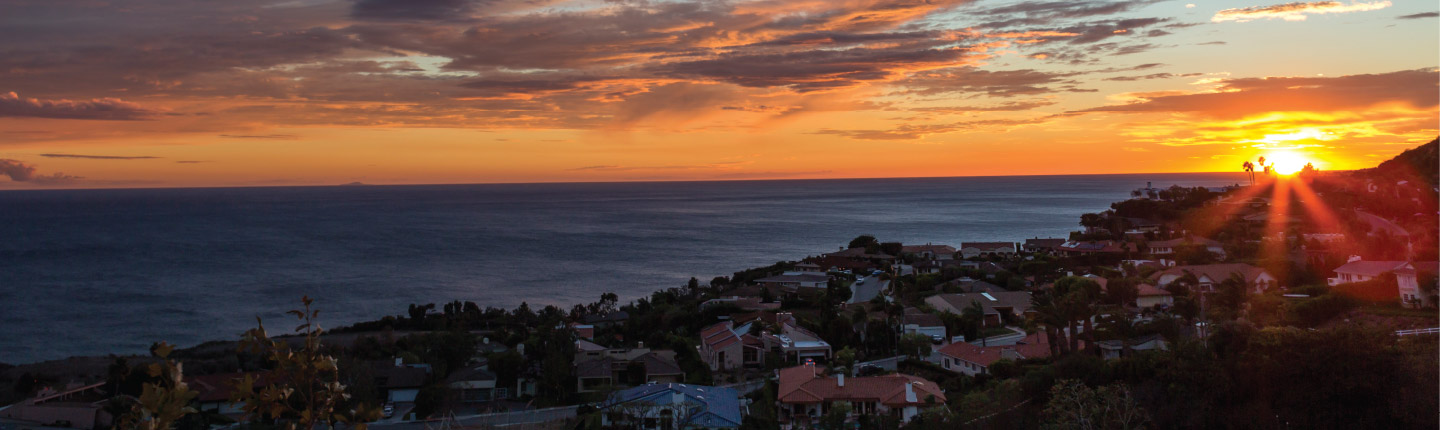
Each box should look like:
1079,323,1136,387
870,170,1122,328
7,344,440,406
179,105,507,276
1367,138,1439,186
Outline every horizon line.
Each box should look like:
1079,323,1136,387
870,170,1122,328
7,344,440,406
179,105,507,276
0,169,1306,193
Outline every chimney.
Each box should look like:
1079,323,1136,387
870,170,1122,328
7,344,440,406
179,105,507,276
904,382,917,403
837,374,845,387
637,341,645,349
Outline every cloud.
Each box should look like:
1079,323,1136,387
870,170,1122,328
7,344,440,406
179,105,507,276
1212,1,1392,22
814,114,1076,140
0,92,157,120
895,67,1088,97
219,134,299,139
351,0,476,21
1397,11,1438,19
0,159,80,184
1103,72,1202,81
1078,68,1437,119
38,153,161,160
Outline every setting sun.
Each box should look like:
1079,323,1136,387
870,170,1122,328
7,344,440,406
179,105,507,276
1267,152,1309,175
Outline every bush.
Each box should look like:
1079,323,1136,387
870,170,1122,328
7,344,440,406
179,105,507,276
1289,293,1357,327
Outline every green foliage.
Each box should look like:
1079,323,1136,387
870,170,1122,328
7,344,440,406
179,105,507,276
1288,293,1357,327
849,235,880,251
1041,380,1149,430
820,401,852,430
234,296,380,430
898,334,933,359
115,343,199,430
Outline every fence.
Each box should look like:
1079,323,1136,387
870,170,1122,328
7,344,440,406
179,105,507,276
1395,327,1440,336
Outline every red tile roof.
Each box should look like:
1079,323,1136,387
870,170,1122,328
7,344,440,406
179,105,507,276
778,365,946,406
937,332,1056,367
1136,283,1170,297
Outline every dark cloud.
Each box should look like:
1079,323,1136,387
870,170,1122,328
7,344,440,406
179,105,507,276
351,0,476,21
175,160,213,164
39,153,161,160
1397,12,1438,19
895,67,1087,97
0,159,80,184
0,92,156,120
1103,72,1201,81
659,46,977,91
1079,68,1439,118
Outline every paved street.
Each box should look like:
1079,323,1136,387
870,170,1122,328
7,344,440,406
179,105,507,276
849,276,889,304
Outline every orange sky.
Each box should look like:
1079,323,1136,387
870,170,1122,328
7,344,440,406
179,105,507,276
0,0,1436,188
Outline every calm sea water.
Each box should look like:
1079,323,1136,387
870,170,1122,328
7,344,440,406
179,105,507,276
0,173,1242,364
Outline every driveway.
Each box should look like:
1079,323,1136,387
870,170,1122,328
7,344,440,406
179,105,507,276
849,276,889,304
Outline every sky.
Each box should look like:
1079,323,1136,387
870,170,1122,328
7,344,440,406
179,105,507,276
0,0,1435,188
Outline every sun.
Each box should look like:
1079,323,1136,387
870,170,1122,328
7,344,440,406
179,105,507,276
1266,152,1308,175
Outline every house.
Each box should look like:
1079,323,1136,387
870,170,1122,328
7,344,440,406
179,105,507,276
373,359,430,403
793,262,824,272
447,366,502,403
1123,217,1163,234
777,364,946,425
1096,335,1168,360
583,311,631,329
762,313,832,364
959,242,1016,258
599,383,744,430
1023,238,1068,254
0,382,111,429
938,278,1004,294
569,322,596,340
1396,262,1438,308
924,292,1033,326
1329,259,1408,286
1147,236,1226,259
1151,263,1277,293
1135,283,1173,309
937,332,1057,376
900,244,956,260
575,342,686,393
754,273,830,291
900,309,946,342
805,256,878,273
700,296,781,312
187,372,277,419
699,321,766,371
1058,240,1135,255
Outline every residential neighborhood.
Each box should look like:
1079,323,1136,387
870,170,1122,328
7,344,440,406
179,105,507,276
1,165,1436,430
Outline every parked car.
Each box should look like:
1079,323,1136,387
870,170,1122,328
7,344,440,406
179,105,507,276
931,334,944,344
855,277,865,284
856,364,885,377
383,403,395,419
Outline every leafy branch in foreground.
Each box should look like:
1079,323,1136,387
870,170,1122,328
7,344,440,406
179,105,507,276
235,296,380,430
115,342,198,430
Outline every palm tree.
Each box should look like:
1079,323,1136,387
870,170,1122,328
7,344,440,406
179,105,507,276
1030,291,1068,356
1242,161,1255,183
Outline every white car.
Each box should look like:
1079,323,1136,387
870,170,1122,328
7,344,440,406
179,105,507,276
855,277,865,284
383,403,395,419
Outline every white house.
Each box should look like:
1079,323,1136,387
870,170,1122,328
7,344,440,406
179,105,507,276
900,309,946,341
1135,283,1173,309
936,332,1056,376
1147,236,1226,260
959,242,1017,259
1396,262,1438,308
1328,259,1407,287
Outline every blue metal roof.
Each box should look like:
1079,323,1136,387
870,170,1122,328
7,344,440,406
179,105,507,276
606,383,743,428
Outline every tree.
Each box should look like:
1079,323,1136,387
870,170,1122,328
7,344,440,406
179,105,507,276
1242,161,1255,184
898,334,933,359
114,342,198,430
833,347,857,374
234,296,379,430
1042,380,1149,430
820,401,853,430
848,235,879,250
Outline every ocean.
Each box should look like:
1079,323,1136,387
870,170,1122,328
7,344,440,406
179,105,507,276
0,173,1242,364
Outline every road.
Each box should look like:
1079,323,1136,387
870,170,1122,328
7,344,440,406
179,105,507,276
849,276,889,304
